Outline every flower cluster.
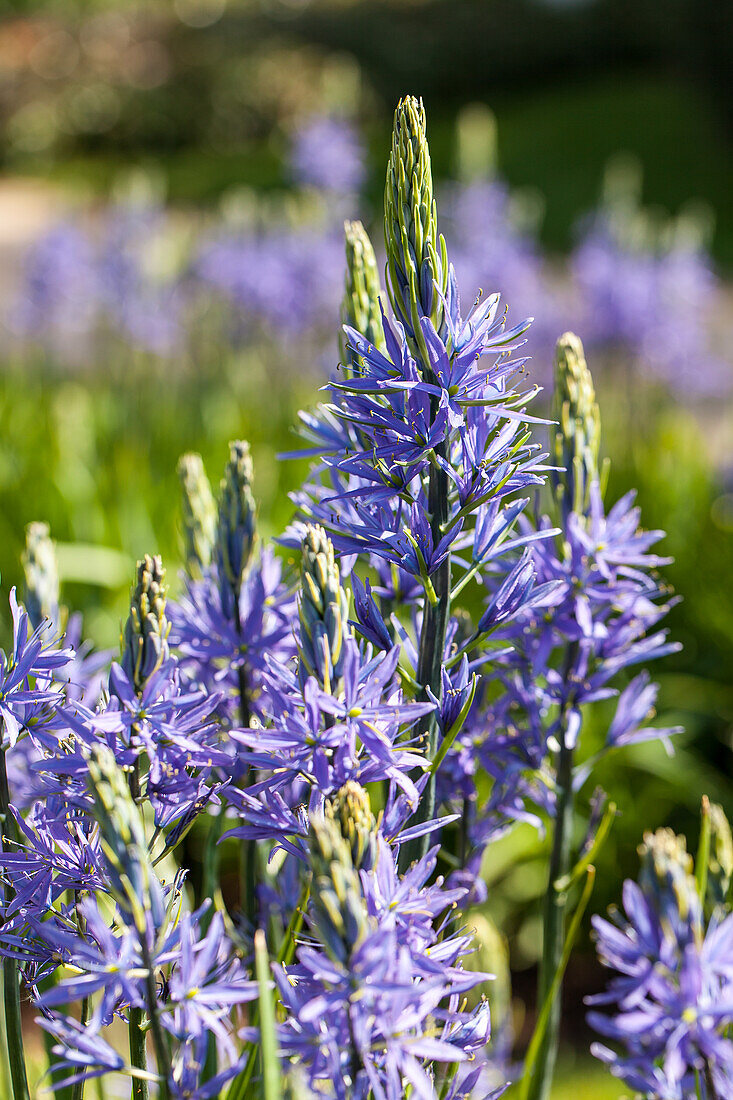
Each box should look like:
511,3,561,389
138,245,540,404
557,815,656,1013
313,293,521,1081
0,94,696,1100
589,814,733,1098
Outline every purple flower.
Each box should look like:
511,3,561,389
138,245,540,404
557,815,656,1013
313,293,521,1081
0,590,72,748
588,829,733,1098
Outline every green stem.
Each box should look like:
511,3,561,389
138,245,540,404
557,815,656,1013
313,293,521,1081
0,969,13,1100
527,704,576,1100
0,747,30,1100
128,1007,148,1100
234,606,258,933
140,938,171,1100
520,868,596,1100
70,996,89,1100
401,445,451,869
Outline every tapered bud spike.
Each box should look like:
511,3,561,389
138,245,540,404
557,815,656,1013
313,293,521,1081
86,742,164,931
22,521,59,631
551,332,603,521
308,811,369,964
638,828,702,936
216,440,257,620
178,452,216,577
705,802,733,918
384,95,448,362
325,781,377,870
298,524,350,693
121,554,170,694
340,219,386,373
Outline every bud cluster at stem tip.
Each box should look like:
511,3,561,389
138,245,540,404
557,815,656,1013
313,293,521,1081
216,440,257,620
706,800,733,917
551,331,605,521
325,781,377,871
298,524,350,693
178,451,217,578
22,520,59,631
121,553,170,695
385,95,448,360
638,827,701,933
86,742,164,930
340,219,386,373
308,810,369,964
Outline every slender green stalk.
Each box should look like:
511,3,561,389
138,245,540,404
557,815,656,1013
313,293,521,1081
0,747,30,1100
695,795,712,903
520,868,596,1100
70,996,89,1100
140,940,171,1100
128,1007,149,1100
401,447,451,868
527,712,575,1100
125,751,150,1100
254,930,282,1100
0,970,13,1100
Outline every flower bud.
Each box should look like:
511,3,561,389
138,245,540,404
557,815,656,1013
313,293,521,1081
638,828,702,943
86,742,164,931
478,554,536,634
551,332,602,520
325,781,377,871
22,521,59,631
705,801,733,918
177,452,216,577
385,95,448,356
308,811,369,964
216,440,257,620
340,219,386,373
121,554,170,694
298,525,350,693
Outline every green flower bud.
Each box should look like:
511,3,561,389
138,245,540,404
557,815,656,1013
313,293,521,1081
177,452,216,577
22,521,59,631
216,440,257,620
639,828,701,937
86,742,164,930
308,811,369,964
384,95,448,364
551,332,603,520
340,219,386,373
325,781,377,870
121,554,170,694
298,524,350,693
706,801,733,917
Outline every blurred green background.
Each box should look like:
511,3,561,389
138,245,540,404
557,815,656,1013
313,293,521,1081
1,1,731,1095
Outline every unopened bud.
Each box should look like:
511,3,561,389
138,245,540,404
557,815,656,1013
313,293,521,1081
706,801,733,918
308,812,369,964
298,525,350,692
639,828,701,941
340,219,385,372
178,452,216,577
121,554,170,694
325,781,377,870
22,521,59,631
551,332,602,521
385,95,448,358
86,743,164,930
216,441,257,620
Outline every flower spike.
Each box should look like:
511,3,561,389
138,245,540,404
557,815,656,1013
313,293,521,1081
22,521,59,631
178,451,217,577
120,554,170,695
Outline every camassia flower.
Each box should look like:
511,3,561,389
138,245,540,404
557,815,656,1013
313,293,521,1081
588,827,733,1099
0,589,72,748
